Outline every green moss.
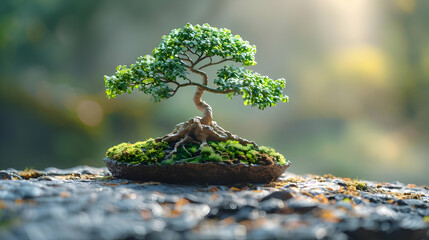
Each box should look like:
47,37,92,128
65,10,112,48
105,138,168,164
258,146,273,154
162,158,175,165
347,180,368,191
355,182,367,191
201,146,215,156
106,139,288,166
187,144,199,155
208,153,222,162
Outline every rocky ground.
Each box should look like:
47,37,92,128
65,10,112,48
0,166,428,240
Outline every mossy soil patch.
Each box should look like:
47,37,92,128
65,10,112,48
105,139,289,183
106,139,287,166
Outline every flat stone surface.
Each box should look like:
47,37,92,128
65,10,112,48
0,166,427,240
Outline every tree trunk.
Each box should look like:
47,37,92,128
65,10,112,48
193,87,213,125
156,63,257,156
191,68,213,125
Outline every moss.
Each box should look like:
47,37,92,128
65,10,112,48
186,157,202,163
347,180,368,191
105,138,168,164
19,168,42,179
187,144,199,155
201,146,215,156
208,153,222,162
106,139,288,166
162,158,175,165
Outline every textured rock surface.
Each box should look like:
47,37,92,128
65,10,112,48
0,166,428,240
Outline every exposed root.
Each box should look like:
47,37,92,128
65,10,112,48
211,121,257,147
155,117,258,157
166,135,192,159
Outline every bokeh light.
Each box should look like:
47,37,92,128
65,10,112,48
77,100,103,127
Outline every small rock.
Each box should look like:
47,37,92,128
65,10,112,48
167,214,200,232
218,200,240,212
19,170,42,179
234,206,259,222
0,171,12,180
397,199,427,209
260,198,285,213
184,194,211,204
37,176,53,181
374,206,399,220
416,208,429,217
352,197,363,205
248,227,281,240
19,185,44,198
335,194,353,201
0,190,18,200
333,179,348,187
399,216,428,230
147,218,166,232
335,201,354,211
261,190,294,202
361,193,395,204
309,189,324,196
80,170,93,175
286,199,318,213
145,229,180,240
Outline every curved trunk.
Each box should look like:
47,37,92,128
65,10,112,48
194,87,213,125
190,68,213,125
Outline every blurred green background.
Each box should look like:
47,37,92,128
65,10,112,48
1,0,428,184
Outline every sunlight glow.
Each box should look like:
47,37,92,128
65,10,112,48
77,100,104,127
329,45,389,87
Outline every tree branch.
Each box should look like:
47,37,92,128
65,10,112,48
179,57,192,63
184,77,192,84
192,55,210,68
177,82,233,94
179,60,192,69
189,67,208,85
159,77,180,86
179,52,192,62
198,58,233,70
169,86,180,97
186,46,197,55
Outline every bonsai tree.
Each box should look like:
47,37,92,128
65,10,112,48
104,23,288,158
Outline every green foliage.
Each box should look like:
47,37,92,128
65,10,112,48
104,23,288,109
215,66,288,109
154,23,257,66
104,55,177,102
106,139,288,166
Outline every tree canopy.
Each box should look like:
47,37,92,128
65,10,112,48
104,23,288,110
